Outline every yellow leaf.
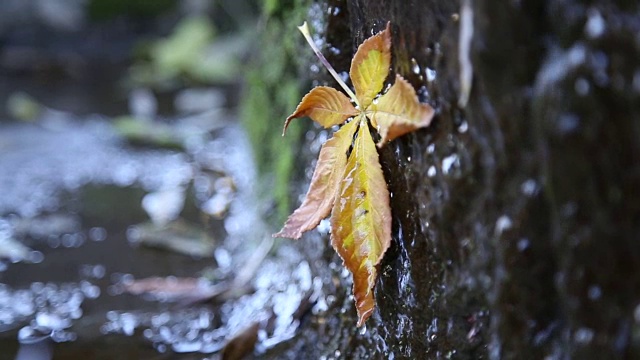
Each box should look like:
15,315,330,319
368,74,435,145
349,22,392,109
283,86,358,135
274,120,359,239
277,21,436,327
330,116,392,326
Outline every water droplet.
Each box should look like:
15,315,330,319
126,226,141,244
574,327,594,344
557,113,580,135
28,250,44,263
426,68,437,82
213,248,231,270
411,58,421,74
495,215,513,235
88,227,107,242
36,312,71,330
633,70,640,94
159,325,173,342
151,312,171,328
442,154,458,175
517,238,530,251
142,189,185,226
520,179,538,196
120,312,137,336
197,311,211,329
588,285,602,300
81,282,100,299
317,218,331,234
70,308,83,319
359,325,367,335
47,235,61,248
61,234,74,248
31,282,45,294
18,325,52,344
120,273,134,286
585,9,605,38
93,264,106,279
634,304,640,322
575,77,590,96
106,311,119,322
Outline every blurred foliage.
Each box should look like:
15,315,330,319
130,16,246,88
88,0,177,20
148,16,215,77
241,0,312,222
113,116,184,149
6,92,42,122
263,0,280,16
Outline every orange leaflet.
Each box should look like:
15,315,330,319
367,74,435,145
274,21,434,326
274,119,358,239
283,86,357,135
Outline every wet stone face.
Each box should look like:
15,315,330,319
284,0,640,358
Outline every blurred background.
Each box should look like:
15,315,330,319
0,0,323,358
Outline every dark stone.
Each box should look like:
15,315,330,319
281,0,640,358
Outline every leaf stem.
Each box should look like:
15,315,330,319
298,22,360,108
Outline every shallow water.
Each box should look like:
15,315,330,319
0,109,316,359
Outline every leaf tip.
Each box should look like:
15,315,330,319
357,308,374,327
272,228,301,240
353,276,376,327
383,20,392,36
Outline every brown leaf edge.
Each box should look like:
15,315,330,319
273,119,359,239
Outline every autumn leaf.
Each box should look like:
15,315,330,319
274,21,435,326
274,119,358,239
282,86,357,135
331,117,391,326
367,74,435,145
350,22,392,108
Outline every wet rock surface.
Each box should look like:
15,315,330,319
277,0,640,358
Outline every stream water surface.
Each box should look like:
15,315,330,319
0,92,318,359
